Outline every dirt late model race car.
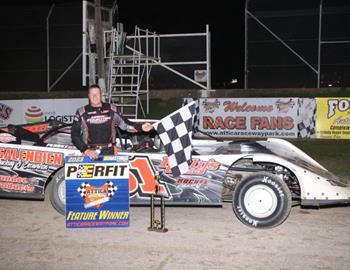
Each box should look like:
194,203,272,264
0,120,349,229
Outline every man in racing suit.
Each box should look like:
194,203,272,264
71,84,153,159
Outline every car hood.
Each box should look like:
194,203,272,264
256,138,350,187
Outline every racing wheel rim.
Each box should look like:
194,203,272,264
243,184,278,218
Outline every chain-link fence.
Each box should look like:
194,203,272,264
245,0,350,88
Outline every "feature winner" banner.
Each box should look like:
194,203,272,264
65,155,130,228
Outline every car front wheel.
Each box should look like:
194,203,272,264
232,172,292,229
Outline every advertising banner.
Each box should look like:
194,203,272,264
198,98,299,138
0,100,22,127
316,97,350,139
65,155,130,229
0,98,87,127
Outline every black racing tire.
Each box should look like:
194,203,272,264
232,172,292,229
49,167,66,215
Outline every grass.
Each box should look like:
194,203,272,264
290,140,350,179
140,98,183,119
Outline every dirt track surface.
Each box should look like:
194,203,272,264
0,198,349,270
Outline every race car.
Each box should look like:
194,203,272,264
0,119,349,228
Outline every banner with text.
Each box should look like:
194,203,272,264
65,155,130,229
0,98,87,127
198,98,299,138
316,97,350,139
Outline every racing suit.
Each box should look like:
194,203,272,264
71,103,141,155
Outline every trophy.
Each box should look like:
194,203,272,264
148,173,168,233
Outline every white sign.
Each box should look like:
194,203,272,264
194,70,207,82
198,98,299,138
0,98,87,127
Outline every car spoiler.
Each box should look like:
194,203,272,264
0,120,69,145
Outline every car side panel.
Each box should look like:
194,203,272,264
0,143,79,199
251,154,350,203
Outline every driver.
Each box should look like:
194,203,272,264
71,84,153,159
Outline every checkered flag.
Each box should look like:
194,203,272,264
77,182,90,198
106,181,118,197
77,165,84,178
193,100,200,132
182,98,199,132
182,98,199,133
297,98,316,138
153,101,196,177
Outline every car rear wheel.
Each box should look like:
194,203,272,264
232,172,291,229
49,167,65,215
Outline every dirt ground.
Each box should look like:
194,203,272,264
0,198,349,270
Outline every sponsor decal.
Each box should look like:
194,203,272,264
160,157,220,175
0,147,63,167
66,164,128,179
236,205,258,227
46,143,77,149
87,115,111,124
23,123,49,133
262,176,284,197
103,156,129,162
0,182,34,192
25,106,44,123
0,103,13,120
67,156,85,163
0,175,28,184
76,181,118,209
176,178,208,187
0,159,16,169
103,156,118,161
0,175,36,193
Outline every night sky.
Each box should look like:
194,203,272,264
2,1,347,90
117,0,245,89
0,0,245,91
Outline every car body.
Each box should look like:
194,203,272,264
0,120,349,228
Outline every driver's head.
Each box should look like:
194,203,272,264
88,84,102,107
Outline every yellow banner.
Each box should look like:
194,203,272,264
316,98,350,139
